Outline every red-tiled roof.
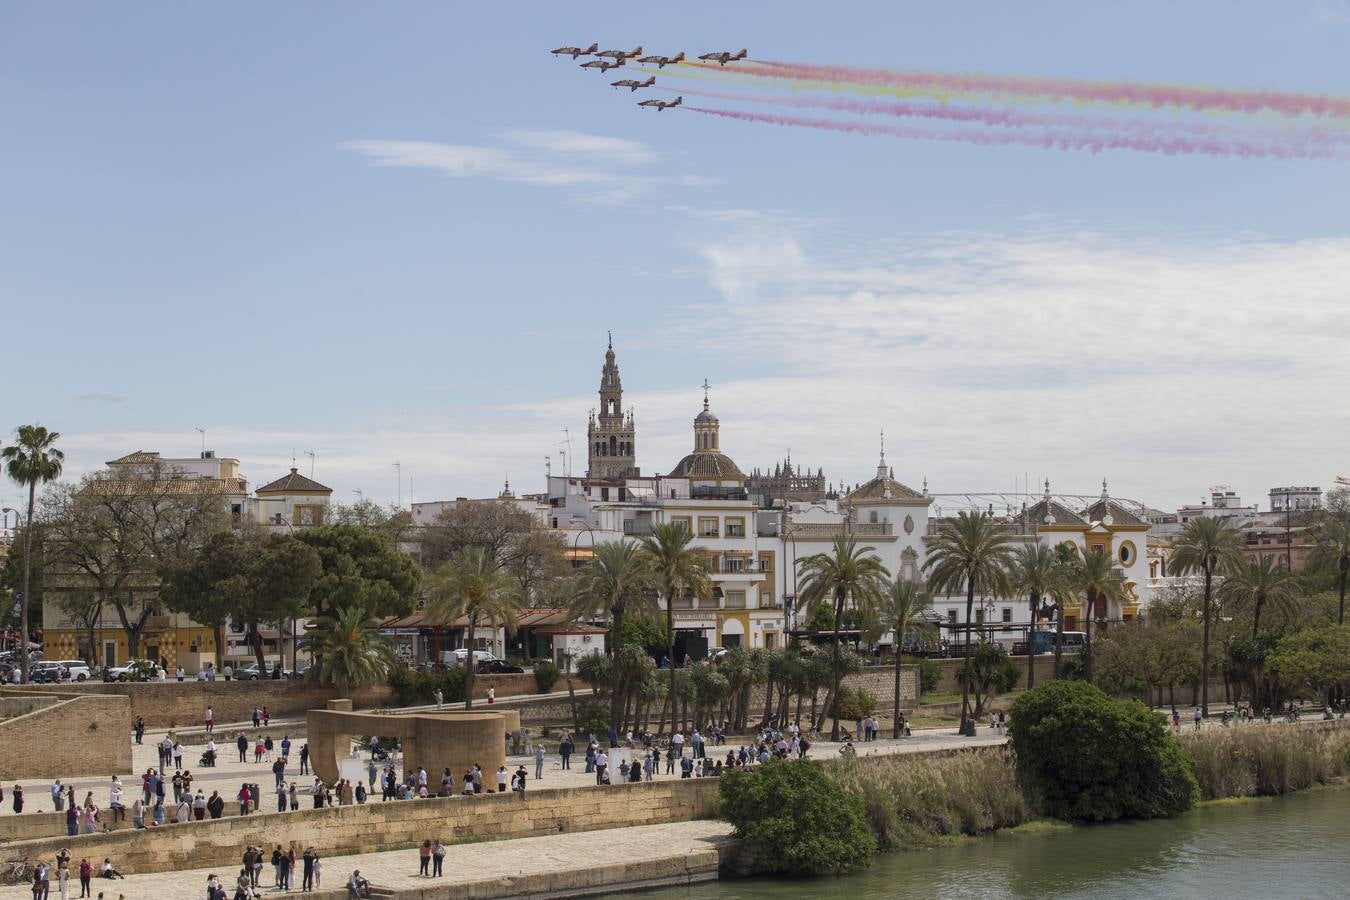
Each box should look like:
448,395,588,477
256,468,332,494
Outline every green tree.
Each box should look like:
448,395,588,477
1168,517,1245,716
1221,554,1301,639
295,524,421,621
425,545,521,709
565,540,656,733
923,511,1014,735
2,424,64,682
1011,543,1059,689
304,603,396,696
1009,680,1198,821
1266,625,1350,706
1064,546,1129,683
1308,516,1350,626
796,535,890,741
161,531,322,670
640,521,711,737
719,759,875,875
878,579,934,737
955,640,1021,716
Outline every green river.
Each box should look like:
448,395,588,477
623,787,1350,900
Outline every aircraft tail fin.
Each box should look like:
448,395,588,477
674,52,684,62
587,43,598,53
738,49,747,59
674,96,682,106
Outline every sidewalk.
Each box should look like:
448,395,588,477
0,819,736,899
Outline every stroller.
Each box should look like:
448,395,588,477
200,748,217,767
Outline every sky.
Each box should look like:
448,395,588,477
3,1,1349,514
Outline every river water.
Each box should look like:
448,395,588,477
623,787,1350,900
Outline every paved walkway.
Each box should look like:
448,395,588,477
0,819,736,899
1,721,1009,824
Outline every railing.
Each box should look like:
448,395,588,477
671,597,694,609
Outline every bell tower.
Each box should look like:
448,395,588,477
586,333,638,480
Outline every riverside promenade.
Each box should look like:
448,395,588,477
0,819,738,899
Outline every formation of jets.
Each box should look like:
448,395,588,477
555,44,748,109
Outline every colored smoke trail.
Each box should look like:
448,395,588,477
724,60,1350,119
684,106,1350,161
663,86,1350,149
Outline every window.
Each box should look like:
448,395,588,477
1118,541,1137,566
725,590,746,609
724,557,743,573
975,608,985,624
758,552,774,573
600,487,610,501
698,517,719,537
764,632,776,650
726,517,745,537
947,609,958,623
1002,607,1012,623
759,591,774,608
671,516,692,534
869,511,878,524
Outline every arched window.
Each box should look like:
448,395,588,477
869,511,878,524
609,436,617,456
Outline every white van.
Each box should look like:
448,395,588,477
56,660,92,681
443,648,499,667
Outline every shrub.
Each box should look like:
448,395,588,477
903,655,941,694
1008,680,1198,821
533,660,560,694
575,699,609,736
833,687,878,722
388,666,466,706
719,759,875,875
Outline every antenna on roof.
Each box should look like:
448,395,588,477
304,450,316,479
195,427,205,456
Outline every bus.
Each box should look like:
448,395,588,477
1030,631,1086,654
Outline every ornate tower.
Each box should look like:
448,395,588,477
586,334,638,480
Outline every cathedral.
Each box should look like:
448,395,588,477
586,334,638,480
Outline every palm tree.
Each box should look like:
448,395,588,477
1011,543,1059,690
879,579,934,738
923,511,1014,736
639,521,711,738
305,603,395,697
1309,517,1350,625
3,425,64,684
565,540,656,735
425,546,522,709
1168,517,1245,716
1221,554,1302,639
1065,547,1129,683
1220,553,1302,707
796,535,890,741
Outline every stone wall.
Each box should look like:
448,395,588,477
0,696,60,720
0,695,132,780
0,681,397,729
1,776,719,876
932,655,1058,695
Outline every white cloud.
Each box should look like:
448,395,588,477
341,129,705,204
664,223,1350,508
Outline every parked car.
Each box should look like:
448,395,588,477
29,662,71,684
107,659,157,682
232,662,263,680
55,659,92,681
476,659,524,675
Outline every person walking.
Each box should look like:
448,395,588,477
262,706,270,727
204,706,213,736
132,716,144,745
1193,707,1203,732
487,686,495,705
236,733,248,764
594,749,608,786
418,840,431,876
206,790,224,820
534,743,545,781
559,733,573,770
302,848,316,893
299,744,309,776
431,840,446,877
55,849,70,900
289,782,299,811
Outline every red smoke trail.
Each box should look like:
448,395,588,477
708,60,1350,120
684,106,1349,161
664,86,1350,150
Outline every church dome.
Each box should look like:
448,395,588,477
669,450,745,480
694,407,719,424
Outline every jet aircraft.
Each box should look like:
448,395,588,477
611,76,656,92
637,96,682,111
550,43,598,60
698,48,748,66
635,52,684,68
595,46,642,60
580,58,625,72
